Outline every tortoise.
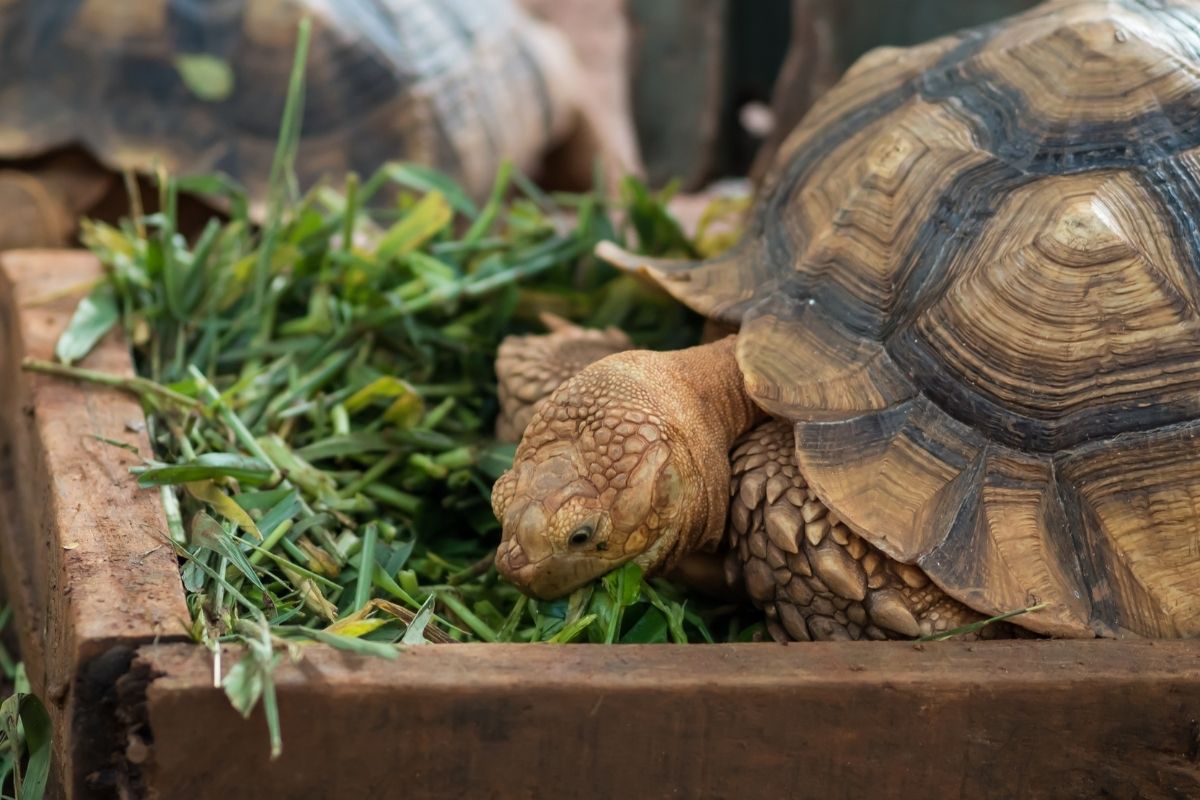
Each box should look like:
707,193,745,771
0,0,618,250
490,0,1200,641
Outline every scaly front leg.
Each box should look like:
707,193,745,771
494,313,632,443
727,420,992,641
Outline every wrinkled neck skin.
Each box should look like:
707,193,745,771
493,336,764,599
656,337,764,554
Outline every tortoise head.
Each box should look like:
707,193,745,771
491,350,714,599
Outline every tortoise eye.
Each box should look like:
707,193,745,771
568,524,594,547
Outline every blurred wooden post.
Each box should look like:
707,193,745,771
750,0,842,182
753,0,1043,177
834,0,1042,63
518,0,643,188
627,0,731,189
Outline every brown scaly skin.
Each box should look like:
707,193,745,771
495,315,738,443
492,336,761,598
494,313,632,442
493,318,739,599
727,420,988,641
494,333,996,641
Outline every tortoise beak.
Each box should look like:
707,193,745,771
494,539,612,600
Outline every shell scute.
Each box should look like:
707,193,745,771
605,0,1200,637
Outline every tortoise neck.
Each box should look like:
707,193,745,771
656,336,766,555
665,336,764,451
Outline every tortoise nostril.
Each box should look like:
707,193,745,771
499,540,530,572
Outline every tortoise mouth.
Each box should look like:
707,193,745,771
495,538,626,600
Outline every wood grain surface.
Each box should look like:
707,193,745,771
0,251,191,796
132,639,1200,800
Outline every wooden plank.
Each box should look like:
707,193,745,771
0,251,192,796
129,640,1200,799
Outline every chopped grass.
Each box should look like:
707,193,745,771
917,603,1049,643
39,128,751,659
27,18,762,758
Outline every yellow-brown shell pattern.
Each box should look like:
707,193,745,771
631,0,1200,638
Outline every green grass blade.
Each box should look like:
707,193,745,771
53,282,118,366
353,523,379,612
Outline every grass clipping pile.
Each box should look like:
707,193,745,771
41,164,750,652
22,26,755,756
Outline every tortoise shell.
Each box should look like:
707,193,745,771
625,0,1200,638
0,0,577,199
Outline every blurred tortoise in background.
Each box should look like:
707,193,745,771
0,0,627,250
491,0,1200,641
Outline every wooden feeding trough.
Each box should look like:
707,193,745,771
1,251,1198,799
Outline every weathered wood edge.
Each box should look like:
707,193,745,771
0,250,1197,799
131,639,1200,799
0,250,192,797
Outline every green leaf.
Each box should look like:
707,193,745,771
252,491,303,541
400,594,437,645
476,443,516,480
402,252,459,287
255,434,337,498
378,162,478,217
278,283,334,336
548,613,598,644
463,160,513,245
55,282,118,366
643,583,689,644
496,595,528,643
353,523,379,612
223,655,267,717
183,217,224,311
174,54,236,102
20,694,52,799
918,603,1047,642
682,608,715,644
233,487,295,512
375,192,453,262
181,550,208,593
137,453,274,487
600,562,644,643
325,618,388,638
300,627,399,659
619,177,699,258
175,172,247,200
437,591,498,642
185,480,262,540
190,511,266,593
0,682,51,800
621,607,669,644
344,376,423,423
606,562,644,608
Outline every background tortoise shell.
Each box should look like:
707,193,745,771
0,0,578,201
627,0,1200,638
